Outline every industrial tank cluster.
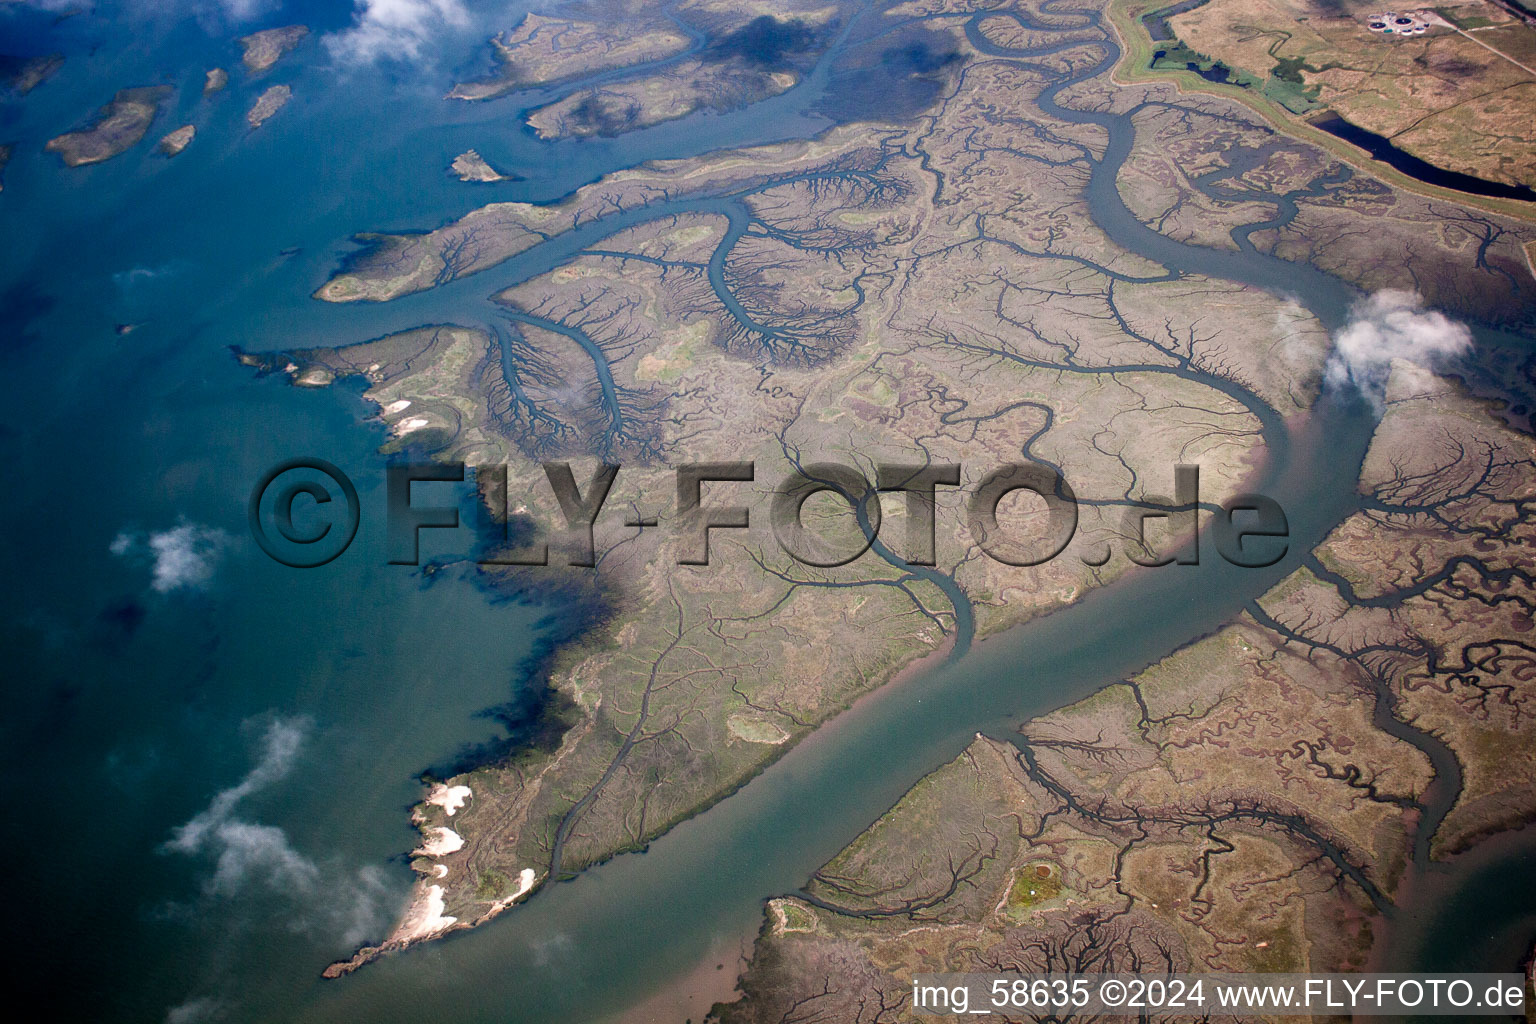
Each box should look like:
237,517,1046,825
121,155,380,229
1366,11,1431,34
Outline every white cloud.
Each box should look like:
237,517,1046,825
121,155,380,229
112,521,232,594
165,996,222,1024
160,717,405,1021
325,0,468,63
163,717,403,942
1324,289,1473,408
205,820,320,895
148,523,231,592
164,718,316,896
336,864,396,945
166,717,305,854
207,0,278,19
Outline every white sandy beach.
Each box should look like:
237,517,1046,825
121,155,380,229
414,826,464,857
426,783,472,816
393,884,457,942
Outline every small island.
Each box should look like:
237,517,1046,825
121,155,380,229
203,67,227,94
45,86,172,167
158,125,195,157
238,25,308,73
247,85,291,129
450,149,516,182
1,53,63,94
447,10,692,101
0,144,10,192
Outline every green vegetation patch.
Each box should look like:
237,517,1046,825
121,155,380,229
475,868,512,900
1435,8,1493,29
727,713,789,744
1150,37,1320,113
777,900,815,932
1258,75,1322,114
1008,861,1064,908
1270,54,1311,84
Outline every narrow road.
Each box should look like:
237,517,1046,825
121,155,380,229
1431,14,1536,78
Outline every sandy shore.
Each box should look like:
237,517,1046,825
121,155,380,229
413,827,464,857
393,884,457,943
426,782,472,816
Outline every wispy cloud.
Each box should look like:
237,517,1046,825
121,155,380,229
337,864,395,945
324,0,468,63
112,262,184,291
4,0,276,21
165,996,222,1024
204,820,320,895
2,0,88,12
1325,289,1473,408
111,521,232,594
162,716,402,931
206,0,279,20
160,715,403,1024
164,717,312,897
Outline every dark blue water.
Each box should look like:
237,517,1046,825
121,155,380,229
0,2,560,1019
0,2,893,1019
1141,0,1210,43
1311,114,1536,203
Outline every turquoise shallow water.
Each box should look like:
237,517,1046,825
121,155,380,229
3,2,1535,1023
0,3,848,1018
0,2,558,1018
